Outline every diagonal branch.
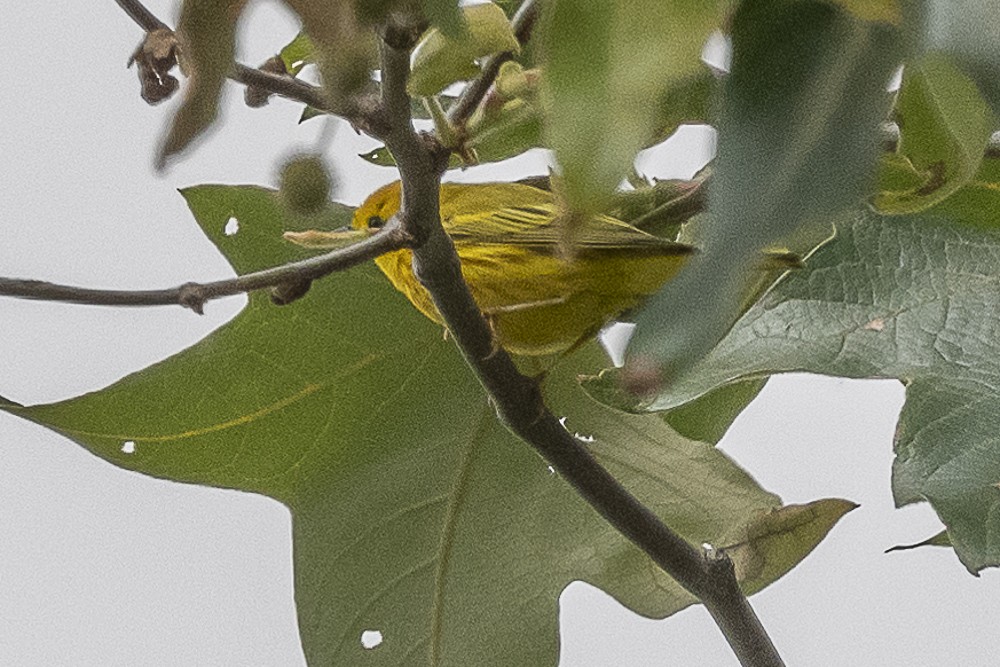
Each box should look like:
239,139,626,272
114,0,166,32
0,221,409,313
377,19,785,667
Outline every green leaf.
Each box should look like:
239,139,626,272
3,185,854,665
930,157,1000,232
625,0,902,391
465,98,543,164
580,371,766,445
279,32,314,75
408,2,519,97
361,97,542,168
157,0,249,168
886,530,951,553
727,499,859,593
874,53,994,213
540,0,728,215
422,0,466,40
662,378,768,445
359,145,397,166
633,170,1000,572
647,68,718,148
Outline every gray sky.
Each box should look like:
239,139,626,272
2,1,999,665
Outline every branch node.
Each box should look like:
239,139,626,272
128,28,180,105
178,283,207,314
378,15,428,51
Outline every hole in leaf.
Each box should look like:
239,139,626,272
121,440,136,454
360,629,383,649
224,216,240,236
701,30,731,72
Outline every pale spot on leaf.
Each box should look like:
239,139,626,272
360,629,383,649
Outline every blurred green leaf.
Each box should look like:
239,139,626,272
874,53,994,213
157,0,249,168
3,185,855,665
466,98,543,163
626,0,901,391
610,172,710,239
924,0,1000,114
629,165,1000,572
288,0,377,100
929,157,1000,231
647,68,718,148
540,0,727,215
408,2,519,97
279,31,314,75
422,0,467,39
361,96,543,168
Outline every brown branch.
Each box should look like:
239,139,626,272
0,220,409,313
114,0,380,131
376,26,784,667
446,0,540,127
114,0,166,32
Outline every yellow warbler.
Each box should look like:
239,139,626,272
287,180,694,356
348,180,695,357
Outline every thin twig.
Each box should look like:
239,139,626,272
447,0,540,126
0,221,409,313
376,26,785,667
114,0,379,130
114,0,166,32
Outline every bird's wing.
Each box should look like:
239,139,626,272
446,203,695,258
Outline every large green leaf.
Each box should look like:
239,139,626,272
539,0,728,215
597,161,1000,573
3,186,853,665
626,0,902,389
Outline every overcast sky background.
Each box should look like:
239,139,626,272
2,1,1000,665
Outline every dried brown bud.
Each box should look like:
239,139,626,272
244,55,289,108
128,28,180,105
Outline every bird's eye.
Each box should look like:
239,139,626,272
367,215,385,229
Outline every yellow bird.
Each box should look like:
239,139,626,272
287,180,695,357
346,180,695,357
